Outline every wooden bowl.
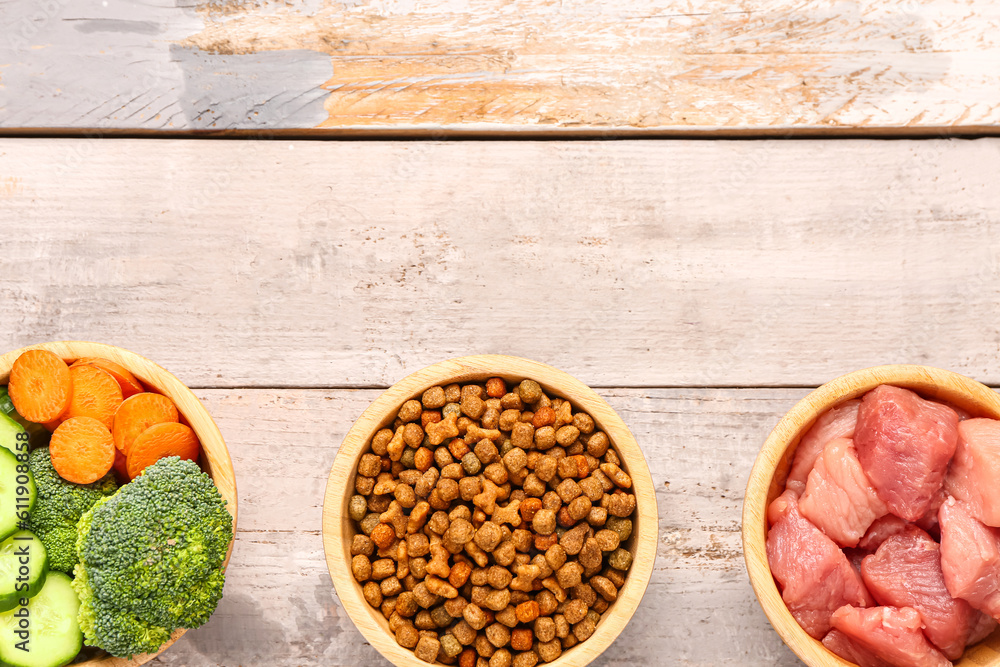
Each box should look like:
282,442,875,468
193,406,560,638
742,364,1000,667
0,341,238,667
323,355,657,667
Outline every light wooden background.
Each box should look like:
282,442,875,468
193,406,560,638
1,138,998,665
2,0,999,134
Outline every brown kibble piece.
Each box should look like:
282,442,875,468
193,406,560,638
358,453,381,477
511,628,533,652
399,399,423,423
387,426,407,461
492,499,522,527
426,576,460,599
532,406,555,428
556,562,584,589
578,538,603,570
585,431,609,457
563,598,588,625
517,380,542,404
414,635,441,662
372,558,396,580
511,422,534,451
531,509,557,535
427,412,460,446
590,575,618,602
537,639,562,662
423,386,447,409
594,529,620,552
441,634,463,657
371,524,396,550
450,560,473,588
490,649,513,667
351,534,374,556
606,491,637,517
600,461,633,489
352,555,372,582
555,479,582,503
573,616,597,641
515,600,540,624
363,581,382,608
474,521,503,552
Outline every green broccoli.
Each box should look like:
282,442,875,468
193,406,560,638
27,447,118,573
72,457,234,658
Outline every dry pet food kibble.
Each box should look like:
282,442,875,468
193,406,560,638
349,377,637,664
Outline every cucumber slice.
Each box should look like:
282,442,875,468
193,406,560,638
0,412,27,458
0,531,47,613
0,448,36,542
0,571,81,667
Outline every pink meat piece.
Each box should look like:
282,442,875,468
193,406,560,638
830,606,953,667
859,515,911,553
766,490,873,638
786,399,861,496
938,497,1000,620
823,629,893,667
967,612,998,646
944,418,1000,527
800,437,889,547
861,526,976,659
854,385,959,521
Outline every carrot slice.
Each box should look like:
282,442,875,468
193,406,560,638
51,364,123,430
50,416,115,484
71,357,144,398
7,350,72,423
126,422,200,479
112,392,179,455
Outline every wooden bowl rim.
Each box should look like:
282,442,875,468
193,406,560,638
322,354,658,667
0,341,239,667
741,364,1000,667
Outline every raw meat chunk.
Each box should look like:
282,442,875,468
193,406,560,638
859,515,910,553
855,385,959,521
767,490,873,638
786,399,861,495
944,418,1000,527
823,628,893,667
939,497,1000,620
830,606,952,667
967,612,998,646
861,526,976,659
800,437,888,547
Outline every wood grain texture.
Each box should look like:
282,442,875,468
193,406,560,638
146,386,816,666
323,355,657,667
2,0,999,133
1,138,999,388
743,365,1000,667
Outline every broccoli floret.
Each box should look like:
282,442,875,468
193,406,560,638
73,457,233,658
27,447,118,573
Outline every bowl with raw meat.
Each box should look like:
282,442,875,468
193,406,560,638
743,365,1000,667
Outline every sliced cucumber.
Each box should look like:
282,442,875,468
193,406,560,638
0,412,27,458
0,448,35,542
0,531,47,613
0,571,81,667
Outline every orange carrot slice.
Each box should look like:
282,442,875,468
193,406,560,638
50,416,115,484
71,357,144,398
126,422,200,479
7,350,73,423
51,364,123,430
112,392,179,455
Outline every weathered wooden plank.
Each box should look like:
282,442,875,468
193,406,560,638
148,386,816,666
2,0,999,133
1,138,999,388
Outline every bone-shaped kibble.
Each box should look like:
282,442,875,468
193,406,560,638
466,423,502,442
473,479,501,514
426,543,452,578
380,500,408,538
600,462,633,489
491,499,522,528
426,412,460,445
387,425,407,462
407,501,430,535
553,401,573,428
542,576,568,602
373,472,398,495
425,575,459,599
510,563,542,592
464,540,490,567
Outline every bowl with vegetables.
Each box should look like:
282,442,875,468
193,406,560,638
743,365,1000,667
0,341,238,667
323,355,657,667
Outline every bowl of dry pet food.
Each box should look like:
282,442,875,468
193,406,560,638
743,365,1000,667
0,341,237,667
323,355,656,667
